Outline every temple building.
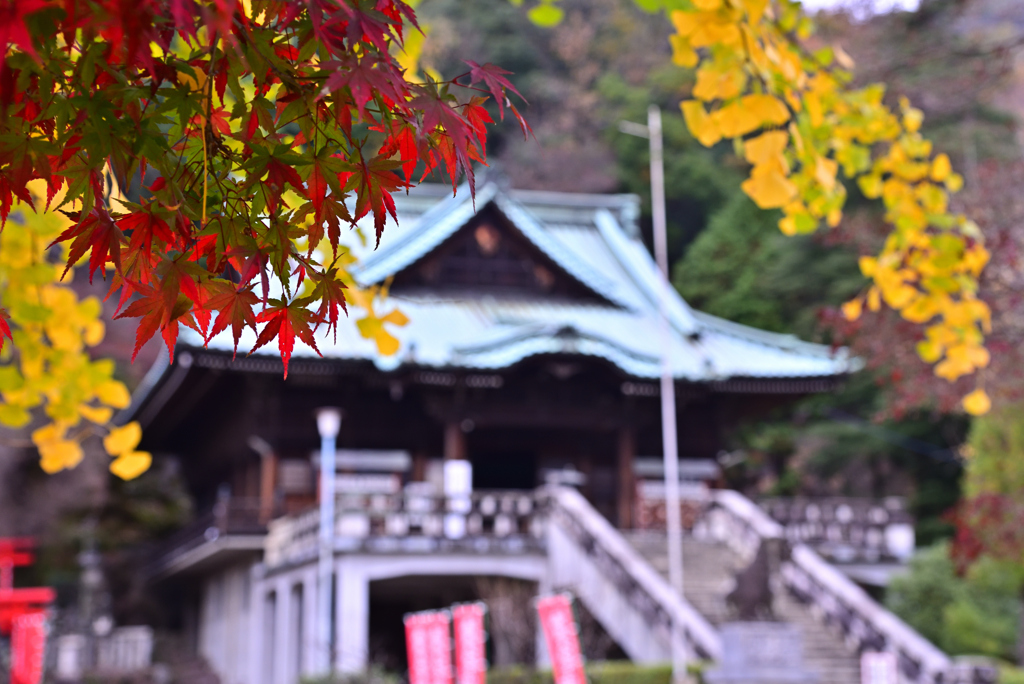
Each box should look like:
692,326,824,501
134,179,852,526
126,181,975,684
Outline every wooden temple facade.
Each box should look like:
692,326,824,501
134,180,852,528
130,179,859,680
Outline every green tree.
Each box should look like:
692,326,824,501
887,542,1022,661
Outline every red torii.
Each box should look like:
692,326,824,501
0,538,55,635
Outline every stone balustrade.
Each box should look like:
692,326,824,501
265,490,546,568
548,486,722,663
694,490,997,684
759,497,916,563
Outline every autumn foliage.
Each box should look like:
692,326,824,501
0,0,522,477
664,0,991,413
0,0,522,371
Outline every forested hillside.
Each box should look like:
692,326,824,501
417,0,1024,540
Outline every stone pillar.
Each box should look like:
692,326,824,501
262,589,277,684
336,558,370,673
444,422,466,461
289,581,304,684
617,427,636,529
247,564,267,684
273,579,291,684
301,572,318,678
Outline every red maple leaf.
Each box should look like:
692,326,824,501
0,307,11,354
320,56,407,120
305,260,348,342
338,151,408,245
465,60,523,119
52,207,123,282
379,123,418,181
115,284,193,362
118,207,175,263
251,299,322,379
0,0,50,63
463,98,493,155
204,280,258,357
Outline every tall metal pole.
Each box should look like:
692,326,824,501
620,106,686,682
647,105,685,602
316,408,342,675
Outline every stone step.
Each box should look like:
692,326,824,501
623,533,862,684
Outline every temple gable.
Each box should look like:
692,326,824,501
389,202,610,303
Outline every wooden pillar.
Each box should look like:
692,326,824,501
259,451,278,523
444,421,466,461
411,450,428,481
617,426,636,530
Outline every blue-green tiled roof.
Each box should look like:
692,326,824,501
191,179,856,380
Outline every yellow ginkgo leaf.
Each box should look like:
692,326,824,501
858,174,883,199
356,315,383,342
95,380,131,409
714,101,761,138
741,162,798,209
962,389,991,416
375,330,401,356
39,439,84,474
693,66,746,102
867,286,881,312
669,36,698,68
381,309,410,327
670,10,700,37
936,356,974,381
916,339,943,363
742,94,791,127
744,131,788,166
902,107,923,133
930,154,952,182
79,404,114,425
902,296,941,324
104,421,142,457
692,0,721,9
681,100,722,147
32,422,67,447
742,0,768,23
812,157,838,193
84,320,105,347
110,451,153,481
841,299,862,321
858,256,878,277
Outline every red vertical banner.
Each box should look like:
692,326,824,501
10,611,46,684
536,594,586,684
452,602,487,684
405,610,453,684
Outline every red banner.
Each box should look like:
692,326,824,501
536,594,586,684
452,603,487,684
405,610,453,684
11,611,46,684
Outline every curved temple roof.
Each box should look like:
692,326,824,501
190,178,857,381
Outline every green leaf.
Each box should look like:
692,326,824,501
527,3,564,27
0,404,31,428
633,0,664,12
0,367,24,392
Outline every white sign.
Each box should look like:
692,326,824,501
861,651,898,684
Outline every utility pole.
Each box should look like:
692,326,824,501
620,104,686,682
316,407,342,675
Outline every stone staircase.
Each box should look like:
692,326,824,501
625,532,862,684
